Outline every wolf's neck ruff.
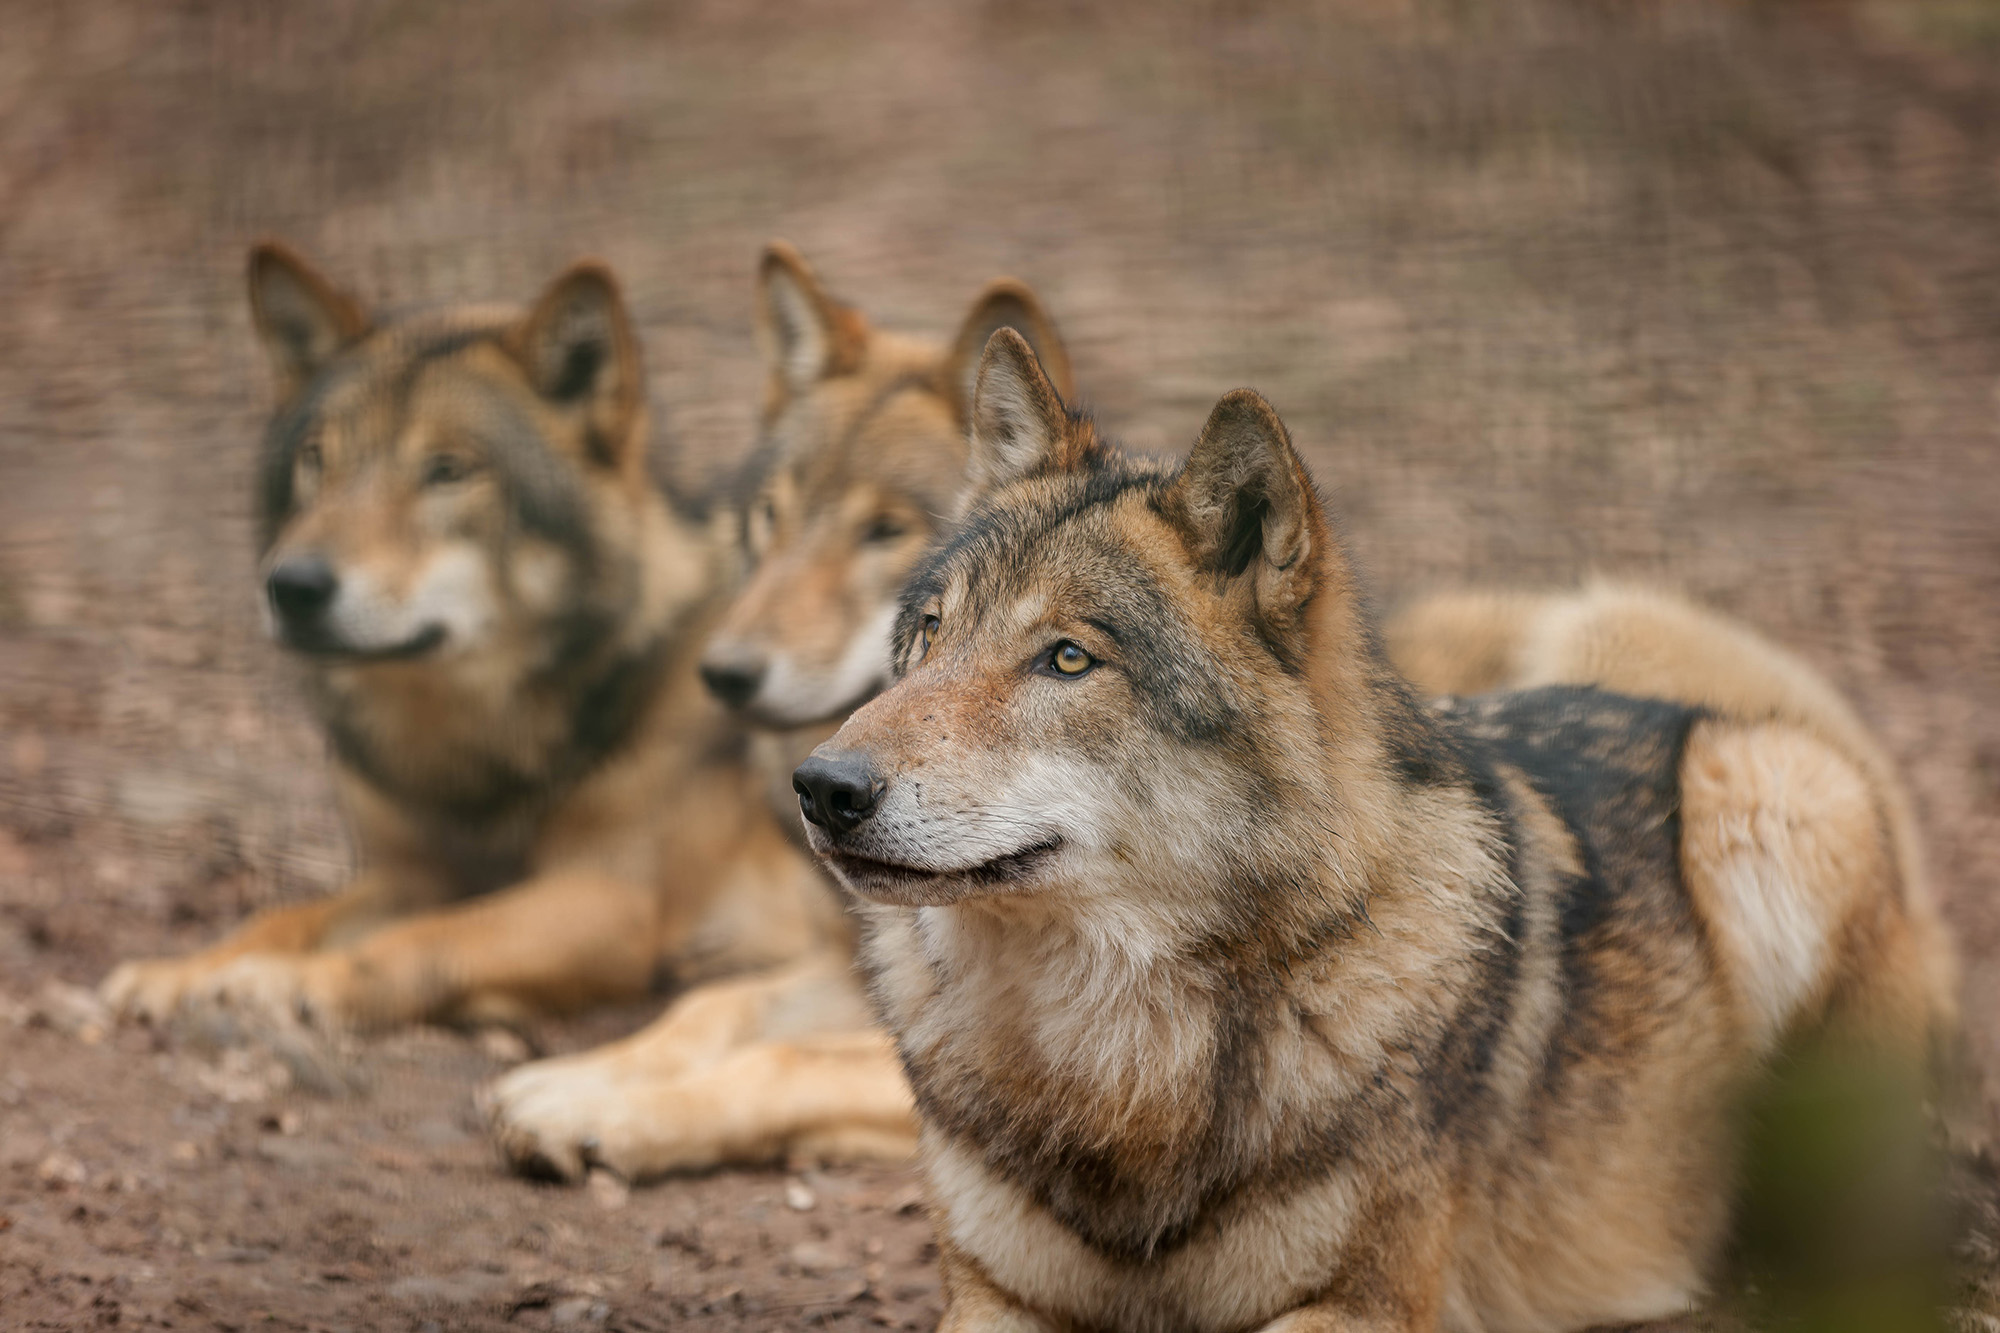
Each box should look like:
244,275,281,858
317,611,684,830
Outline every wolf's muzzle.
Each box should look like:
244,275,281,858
793,752,883,833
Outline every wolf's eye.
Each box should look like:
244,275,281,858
748,497,778,551
917,614,941,658
1048,642,1094,677
863,515,909,544
296,442,322,474
423,452,480,487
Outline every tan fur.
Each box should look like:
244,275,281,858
804,342,1958,1332
1385,579,1959,1040
102,245,840,1064
482,245,1074,1181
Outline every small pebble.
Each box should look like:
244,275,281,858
36,1151,86,1188
788,1240,843,1275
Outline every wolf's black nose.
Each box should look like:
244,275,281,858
268,555,339,621
794,753,883,833
699,659,765,710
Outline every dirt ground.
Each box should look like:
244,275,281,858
3,2,1999,1329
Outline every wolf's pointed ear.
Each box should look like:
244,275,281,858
757,241,867,394
1165,390,1325,634
511,260,644,465
943,280,1073,426
963,326,1083,500
247,242,370,396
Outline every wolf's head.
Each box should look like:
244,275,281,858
797,330,1384,919
697,244,1072,729
248,243,670,687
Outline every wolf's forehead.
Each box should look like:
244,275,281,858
304,329,516,444
947,495,1173,626
782,381,962,514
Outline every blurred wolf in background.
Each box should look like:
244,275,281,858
482,242,1074,1180
100,244,841,1036
797,330,1959,1333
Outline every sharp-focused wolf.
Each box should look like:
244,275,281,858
798,329,1959,1333
101,243,839,1036
481,244,1073,1180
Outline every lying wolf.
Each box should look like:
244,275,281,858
102,244,838,1035
797,329,1959,1332
482,243,1073,1179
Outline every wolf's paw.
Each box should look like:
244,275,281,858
481,1054,648,1183
189,953,353,1034
100,957,209,1026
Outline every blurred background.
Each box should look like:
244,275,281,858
1,1,1997,1328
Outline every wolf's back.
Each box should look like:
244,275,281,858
1388,579,1956,1032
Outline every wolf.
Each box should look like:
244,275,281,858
796,328,1959,1333
480,243,1074,1180
100,243,840,1038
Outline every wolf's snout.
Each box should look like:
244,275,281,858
268,554,339,623
793,753,883,833
698,656,766,710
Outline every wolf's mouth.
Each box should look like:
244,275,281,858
282,623,448,663
820,839,1063,903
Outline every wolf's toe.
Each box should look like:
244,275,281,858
491,1113,590,1183
485,1074,632,1183
100,961,182,1025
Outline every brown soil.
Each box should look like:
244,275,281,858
2,2,1998,1329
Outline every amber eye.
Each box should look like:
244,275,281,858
296,442,322,473
1050,642,1094,676
918,614,941,657
422,452,478,487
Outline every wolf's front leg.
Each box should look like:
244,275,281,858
935,1241,1061,1333
185,870,665,1034
99,868,412,1025
484,957,911,1180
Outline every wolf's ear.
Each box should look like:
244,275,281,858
757,242,867,394
247,242,370,396
511,261,644,464
1165,390,1325,633
943,280,1073,426
963,327,1086,500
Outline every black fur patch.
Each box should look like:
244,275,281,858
1445,687,1714,1110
